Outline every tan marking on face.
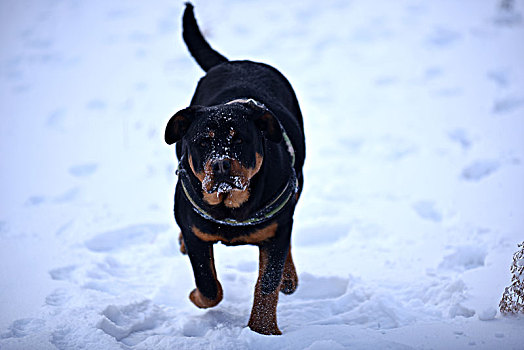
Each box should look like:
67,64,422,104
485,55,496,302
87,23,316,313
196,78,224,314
208,130,215,138
248,248,281,335
243,153,263,180
222,153,263,208
188,155,205,183
230,129,236,137
190,153,263,208
190,156,218,205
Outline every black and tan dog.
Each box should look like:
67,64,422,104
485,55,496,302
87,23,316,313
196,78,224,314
165,3,305,335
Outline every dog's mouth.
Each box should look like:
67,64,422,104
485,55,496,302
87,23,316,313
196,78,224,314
208,177,247,194
188,154,263,208
201,175,251,209
201,158,249,194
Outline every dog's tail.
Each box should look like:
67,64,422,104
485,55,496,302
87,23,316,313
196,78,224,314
182,3,228,72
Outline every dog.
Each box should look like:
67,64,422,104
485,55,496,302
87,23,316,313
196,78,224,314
164,3,305,335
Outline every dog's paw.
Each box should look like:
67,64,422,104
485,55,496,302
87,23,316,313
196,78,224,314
189,285,223,309
280,274,298,295
280,262,298,295
178,232,187,255
247,319,282,335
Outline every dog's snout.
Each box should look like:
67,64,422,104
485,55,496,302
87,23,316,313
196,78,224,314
212,159,231,175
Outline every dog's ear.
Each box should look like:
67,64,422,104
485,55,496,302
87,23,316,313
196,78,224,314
253,111,282,143
243,100,282,143
165,107,199,145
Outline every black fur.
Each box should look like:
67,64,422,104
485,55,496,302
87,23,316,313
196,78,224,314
165,3,305,335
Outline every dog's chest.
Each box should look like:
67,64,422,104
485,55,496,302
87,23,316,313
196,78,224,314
191,222,278,245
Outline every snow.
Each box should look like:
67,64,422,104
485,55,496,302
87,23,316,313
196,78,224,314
1,0,524,349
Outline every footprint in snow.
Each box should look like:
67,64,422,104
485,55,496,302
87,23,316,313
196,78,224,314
412,200,442,222
1,318,46,339
487,69,510,88
493,4,522,26
45,288,72,307
182,310,245,337
438,245,487,272
461,160,500,181
85,223,169,252
97,301,166,346
374,75,398,86
492,96,524,114
86,99,107,110
448,128,471,150
49,265,77,281
53,187,80,203
68,163,98,177
26,195,46,206
424,66,443,80
426,27,461,47
46,109,67,130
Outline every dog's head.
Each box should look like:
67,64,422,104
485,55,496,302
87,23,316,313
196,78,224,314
165,100,282,208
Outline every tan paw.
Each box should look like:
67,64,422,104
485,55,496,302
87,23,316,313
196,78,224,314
280,273,298,295
248,319,282,335
189,285,222,309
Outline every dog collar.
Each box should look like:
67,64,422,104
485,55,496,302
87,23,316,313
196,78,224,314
177,163,297,226
176,99,298,226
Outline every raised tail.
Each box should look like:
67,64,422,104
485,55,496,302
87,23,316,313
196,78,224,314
182,3,228,72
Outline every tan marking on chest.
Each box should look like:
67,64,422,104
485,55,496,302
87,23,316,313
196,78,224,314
192,222,278,245
192,226,223,242
230,222,278,244
189,156,220,205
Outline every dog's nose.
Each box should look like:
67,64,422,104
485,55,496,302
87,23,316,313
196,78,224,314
212,159,231,176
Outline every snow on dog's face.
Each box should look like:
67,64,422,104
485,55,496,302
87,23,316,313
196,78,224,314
165,102,282,208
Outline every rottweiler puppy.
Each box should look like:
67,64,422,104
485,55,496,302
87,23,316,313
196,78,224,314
164,3,305,335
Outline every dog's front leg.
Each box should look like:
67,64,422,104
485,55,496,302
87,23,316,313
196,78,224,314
184,231,223,308
248,224,291,335
280,246,298,295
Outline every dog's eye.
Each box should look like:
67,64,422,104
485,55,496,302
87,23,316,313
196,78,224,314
199,139,210,148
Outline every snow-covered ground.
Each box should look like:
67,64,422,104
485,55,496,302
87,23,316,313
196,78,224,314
1,0,523,349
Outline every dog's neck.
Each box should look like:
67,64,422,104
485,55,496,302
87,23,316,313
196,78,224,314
177,130,297,226
177,157,297,226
